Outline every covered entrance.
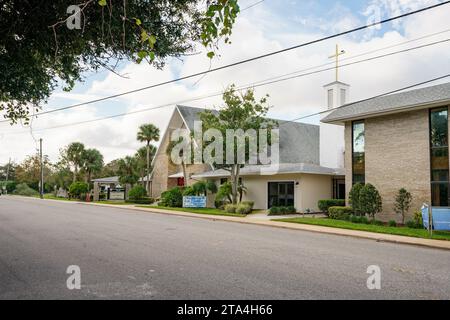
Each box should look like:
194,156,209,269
268,182,295,208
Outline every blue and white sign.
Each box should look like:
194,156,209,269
183,196,207,208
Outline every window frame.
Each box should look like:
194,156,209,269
351,120,365,185
429,107,450,207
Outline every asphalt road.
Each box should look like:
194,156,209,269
0,196,449,300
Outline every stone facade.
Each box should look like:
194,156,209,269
345,108,433,221
151,108,211,199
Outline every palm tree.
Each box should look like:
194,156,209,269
137,124,160,195
66,142,85,183
82,148,104,184
135,145,156,186
117,156,139,186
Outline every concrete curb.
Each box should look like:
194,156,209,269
6,195,450,250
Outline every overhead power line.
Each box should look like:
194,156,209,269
2,36,450,136
281,74,450,125
1,0,449,123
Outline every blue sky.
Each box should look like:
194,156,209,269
1,0,449,163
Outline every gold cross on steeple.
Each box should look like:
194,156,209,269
329,44,346,82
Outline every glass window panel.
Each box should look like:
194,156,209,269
432,183,449,207
352,121,365,185
430,108,448,148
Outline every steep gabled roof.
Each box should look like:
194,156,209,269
176,105,320,165
322,82,450,124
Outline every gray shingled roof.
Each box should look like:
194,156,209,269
322,82,450,124
192,163,344,179
176,105,320,165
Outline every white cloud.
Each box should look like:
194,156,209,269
1,0,450,165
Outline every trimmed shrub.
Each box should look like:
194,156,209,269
160,187,183,208
328,206,353,220
286,206,297,214
236,204,252,215
388,220,397,227
406,220,423,229
350,215,362,224
360,216,370,225
13,183,39,197
268,206,297,216
240,201,255,209
318,199,345,214
128,185,147,201
268,206,281,215
371,220,384,226
349,183,364,215
225,204,237,213
360,184,383,219
125,198,154,205
69,182,89,199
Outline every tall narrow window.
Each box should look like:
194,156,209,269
430,107,449,206
340,89,346,105
328,89,333,108
352,121,365,185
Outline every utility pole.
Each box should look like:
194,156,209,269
39,138,44,199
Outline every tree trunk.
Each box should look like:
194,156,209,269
182,162,188,187
146,142,150,196
231,165,240,205
73,165,78,183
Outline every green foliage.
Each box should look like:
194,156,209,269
205,180,218,194
224,204,238,213
69,182,89,198
65,142,85,181
240,201,254,209
128,185,147,201
394,188,412,224
1,1,240,123
13,183,39,197
349,183,364,215
328,206,353,220
182,186,197,196
160,187,183,208
268,206,297,216
125,198,154,205
388,220,397,227
200,85,276,204
318,199,345,214
413,211,423,227
117,156,139,185
371,220,385,226
215,182,232,206
359,184,383,219
82,148,104,182
193,181,207,196
235,203,252,215
0,181,16,193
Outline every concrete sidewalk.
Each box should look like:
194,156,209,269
8,196,450,250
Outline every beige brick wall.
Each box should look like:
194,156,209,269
345,109,432,222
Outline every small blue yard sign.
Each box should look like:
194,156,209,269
183,196,207,208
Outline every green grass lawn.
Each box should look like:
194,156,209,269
136,206,246,218
275,217,450,241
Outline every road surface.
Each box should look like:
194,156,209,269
0,196,449,299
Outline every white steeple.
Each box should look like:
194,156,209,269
320,81,349,169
